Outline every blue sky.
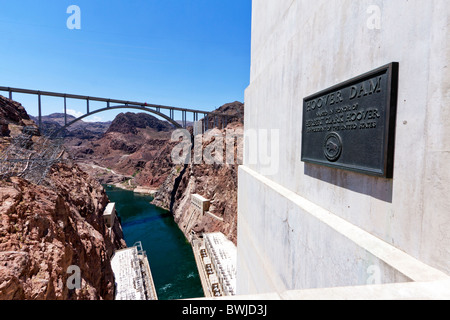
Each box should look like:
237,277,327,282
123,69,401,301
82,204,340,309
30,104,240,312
0,0,251,122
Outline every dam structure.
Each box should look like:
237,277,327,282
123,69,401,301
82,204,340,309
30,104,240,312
192,232,237,298
103,203,157,300
235,0,450,299
111,241,158,300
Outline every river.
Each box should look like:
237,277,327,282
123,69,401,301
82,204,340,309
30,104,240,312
104,185,204,300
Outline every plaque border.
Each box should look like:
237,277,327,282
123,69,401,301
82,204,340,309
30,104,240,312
301,62,399,179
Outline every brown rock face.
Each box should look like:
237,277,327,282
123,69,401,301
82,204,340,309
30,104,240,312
67,112,176,190
0,96,39,152
0,96,126,300
0,96,32,127
106,112,173,135
0,163,126,300
152,122,243,245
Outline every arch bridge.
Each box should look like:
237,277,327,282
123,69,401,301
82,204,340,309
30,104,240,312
0,86,231,135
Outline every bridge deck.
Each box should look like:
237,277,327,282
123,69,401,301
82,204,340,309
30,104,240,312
0,86,232,132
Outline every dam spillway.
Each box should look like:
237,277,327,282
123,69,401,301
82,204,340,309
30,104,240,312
105,185,203,300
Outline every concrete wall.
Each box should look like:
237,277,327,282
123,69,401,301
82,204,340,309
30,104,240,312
238,0,450,295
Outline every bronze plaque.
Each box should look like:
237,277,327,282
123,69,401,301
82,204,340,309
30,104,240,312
301,63,399,178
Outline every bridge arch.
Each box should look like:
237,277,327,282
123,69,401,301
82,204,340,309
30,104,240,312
0,86,231,138
51,104,183,138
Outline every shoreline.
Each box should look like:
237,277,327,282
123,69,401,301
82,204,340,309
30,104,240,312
104,184,204,300
133,186,158,196
77,161,158,196
106,183,158,196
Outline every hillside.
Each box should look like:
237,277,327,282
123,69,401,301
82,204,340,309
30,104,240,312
68,102,245,244
67,112,176,189
106,112,173,135
0,95,126,300
151,107,244,245
2,94,244,248
30,113,111,139
65,101,244,244
0,96,38,152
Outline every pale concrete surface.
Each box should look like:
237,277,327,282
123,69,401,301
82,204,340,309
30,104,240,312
239,0,450,297
238,166,449,294
279,279,450,300
192,239,213,298
195,279,450,300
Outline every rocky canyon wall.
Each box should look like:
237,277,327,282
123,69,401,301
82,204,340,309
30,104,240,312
152,119,243,245
0,96,126,300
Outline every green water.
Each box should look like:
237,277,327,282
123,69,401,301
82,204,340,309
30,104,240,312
104,185,204,300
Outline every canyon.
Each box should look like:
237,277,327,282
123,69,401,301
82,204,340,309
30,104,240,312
0,95,243,299
36,100,244,246
0,95,126,299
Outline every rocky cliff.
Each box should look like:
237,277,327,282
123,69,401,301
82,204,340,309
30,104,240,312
152,104,244,245
0,96,38,152
30,113,111,140
0,96,126,300
106,112,173,135
2,93,243,269
67,112,176,191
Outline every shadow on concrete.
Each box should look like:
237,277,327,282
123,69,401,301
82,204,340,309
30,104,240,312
304,163,393,203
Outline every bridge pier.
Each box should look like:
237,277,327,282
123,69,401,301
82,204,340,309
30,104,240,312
64,96,67,126
182,110,187,128
38,93,42,130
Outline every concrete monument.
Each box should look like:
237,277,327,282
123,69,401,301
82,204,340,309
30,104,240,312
237,0,450,299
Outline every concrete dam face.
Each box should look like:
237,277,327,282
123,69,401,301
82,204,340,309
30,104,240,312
237,0,450,299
